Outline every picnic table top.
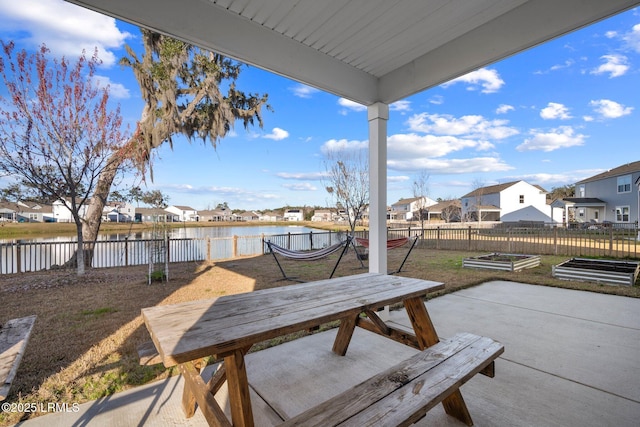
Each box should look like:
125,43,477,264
142,273,444,367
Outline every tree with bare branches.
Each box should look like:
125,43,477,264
323,148,368,234
0,42,129,275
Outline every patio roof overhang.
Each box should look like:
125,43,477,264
64,0,640,273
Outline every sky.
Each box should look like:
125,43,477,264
0,1,639,212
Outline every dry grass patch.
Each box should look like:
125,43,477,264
0,247,638,425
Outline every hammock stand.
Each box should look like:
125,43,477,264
354,235,420,274
265,235,353,282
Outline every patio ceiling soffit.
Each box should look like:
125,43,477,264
64,0,640,105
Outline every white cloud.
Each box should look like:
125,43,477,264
390,100,411,112
442,68,504,93
388,175,410,183
407,113,519,140
338,98,367,112
290,84,320,98
320,139,368,154
276,172,327,180
282,182,317,191
91,75,130,99
429,95,444,105
0,0,132,67
591,54,629,78
517,126,586,152
387,157,513,173
589,99,633,119
622,23,640,53
263,127,289,140
540,102,572,120
496,104,514,114
388,133,482,159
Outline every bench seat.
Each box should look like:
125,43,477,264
280,332,503,427
1,315,36,400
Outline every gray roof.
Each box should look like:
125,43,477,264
576,160,640,184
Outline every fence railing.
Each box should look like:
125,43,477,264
0,230,350,275
1,225,638,275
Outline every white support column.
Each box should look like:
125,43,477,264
368,102,388,274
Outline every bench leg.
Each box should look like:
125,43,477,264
442,389,474,426
403,297,474,426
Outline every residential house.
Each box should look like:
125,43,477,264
103,201,135,222
51,199,90,223
283,208,304,221
557,160,640,226
390,197,436,221
311,209,336,222
165,205,198,222
0,201,18,222
198,209,237,221
237,211,259,221
135,207,170,223
461,181,552,223
425,200,462,222
259,211,282,222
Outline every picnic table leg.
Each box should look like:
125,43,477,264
332,314,359,356
181,358,205,417
225,348,255,427
404,296,474,426
179,360,231,427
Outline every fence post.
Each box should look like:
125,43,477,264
287,232,291,249
609,227,613,257
124,237,129,266
468,226,472,251
233,235,238,258
309,230,314,250
553,226,558,255
507,228,512,253
206,236,211,261
16,241,22,274
436,227,441,250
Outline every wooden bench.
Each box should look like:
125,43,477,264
280,332,504,427
1,315,36,401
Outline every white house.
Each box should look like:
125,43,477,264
461,181,553,223
103,201,135,222
283,208,304,221
311,209,336,222
165,205,198,222
259,211,282,222
52,199,90,223
390,197,437,221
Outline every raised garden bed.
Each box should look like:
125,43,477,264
552,258,640,286
462,253,541,272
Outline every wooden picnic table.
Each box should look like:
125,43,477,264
142,273,459,426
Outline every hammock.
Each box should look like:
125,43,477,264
354,235,420,274
355,236,409,250
265,235,352,281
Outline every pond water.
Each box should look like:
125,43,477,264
1,225,324,243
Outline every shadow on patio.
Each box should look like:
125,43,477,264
14,280,640,427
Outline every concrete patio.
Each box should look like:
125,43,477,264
14,280,640,426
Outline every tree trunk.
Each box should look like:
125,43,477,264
63,152,124,270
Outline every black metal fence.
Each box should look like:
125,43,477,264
1,225,637,275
